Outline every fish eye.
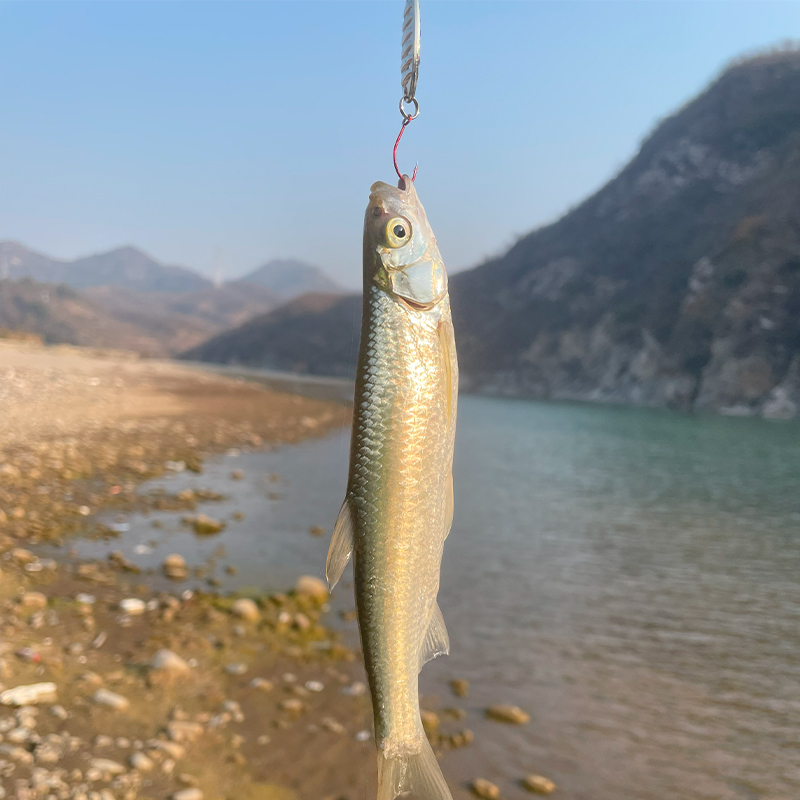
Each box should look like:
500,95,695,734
385,217,412,248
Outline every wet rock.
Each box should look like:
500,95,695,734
20,592,47,609
171,790,203,800
129,752,154,772
1,683,57,706
93,689,130,712
231,598,260,622
449,678,469,698
486,704,530,725
118,598,145,615
522,775,556,795
163,554,188,580
150,649,190,676
89,758,126,777
167,721,204,743
420,710,439,737
471,779,501,799
294,575,328,603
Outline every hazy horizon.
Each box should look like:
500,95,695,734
2,1,799,289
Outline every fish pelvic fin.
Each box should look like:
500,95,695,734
377,738,453,800
418,601,449,671
326,499,354,590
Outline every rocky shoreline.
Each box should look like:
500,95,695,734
0,343,493,800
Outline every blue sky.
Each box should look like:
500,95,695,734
1,1,798,287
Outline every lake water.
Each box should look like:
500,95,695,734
68,397,800,800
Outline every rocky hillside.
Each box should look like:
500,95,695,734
236,258,343,300
186,50,800,419
0,278,169,354
181,293,360,376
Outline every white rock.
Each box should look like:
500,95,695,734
150,649,190,675
129,752,154,772
231,598,259,622
92,689,130,711
171,790,203,800
1,683,57,706
294,575,328,603
119,598,146,615
88,758,125,776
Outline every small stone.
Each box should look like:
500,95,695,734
256,735,270,745
89,758,126,777
20,592,47,609
118,598,145,615
93,689,130,711
190,514,224,535
354,730,371,742
249,678,274,692
80,671,104,687
99,791,115,800
231,598,260,622
304,680,324,692
167,721,204,743
293,612,311,632
129,752,154,772
50,705,68,720
522,775,556,795
294,575,328,603
177,775,199,788
230,469,244,480
148,740,185,760
94,734,114,748
449,678,469,698
322,717,345,734
308,526,325,537
171,789,203,800
0,683,57,706
279,698,304,713
420,710,439,736
11,548,36,565
163,554,188,580
150,649,190,675
486,704,530,725
225,663,247,676
471,779,501,799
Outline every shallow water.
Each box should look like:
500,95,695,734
66,397,800,800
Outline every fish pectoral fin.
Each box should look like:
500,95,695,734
418,601,450,670
444,471,454,539
326,499,354,591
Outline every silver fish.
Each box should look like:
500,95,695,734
327,175,458,800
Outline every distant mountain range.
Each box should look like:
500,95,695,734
0,243,343,354
184,49,800,419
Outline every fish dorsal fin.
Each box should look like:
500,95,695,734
444,471,454,539
326,500,354,590
418,601,449,670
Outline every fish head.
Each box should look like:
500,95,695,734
364,176,447,309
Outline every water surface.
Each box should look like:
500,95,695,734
69,397,800,800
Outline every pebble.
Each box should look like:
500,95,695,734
450,678,469,697
189,514,224,535
470,778,501,799
304,680,324,692
20,591,47,609
322,717,345,734
225,663,247,676
129,752,154,772
177,775,200,788
171,790,203,800
89,758,126,777
11,548,36,565
341,681,367,696
231,598,260,622
93,689,130,711
118,598,145,615
420,710,439,736
50,705,68,720
148,740,186,760
167,721,204,743
76,593,96,605
486,704,530,725
0,683,57,706
150,649,190,675
522,775,556,795
163,554,188,580
294,575,328,603
354,730,371,742
249,678,274,692
230,469,244,480
279,699,304,713
308,525,325,537
94,735,114,748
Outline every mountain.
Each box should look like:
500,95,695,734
0,278,169,355
236,258,343,300
184,49,800,419
181,292,360,376
0,242,211,293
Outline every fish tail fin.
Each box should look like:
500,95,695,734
377,738,453,800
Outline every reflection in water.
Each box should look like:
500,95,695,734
67,397,800,800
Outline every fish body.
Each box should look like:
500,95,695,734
327,176,457,800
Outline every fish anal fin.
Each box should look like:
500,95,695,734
418,601,449,671
326,500,354,590
444,471,453,539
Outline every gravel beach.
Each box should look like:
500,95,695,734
0,341,477,800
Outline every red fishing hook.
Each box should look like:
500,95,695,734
394,97,419,182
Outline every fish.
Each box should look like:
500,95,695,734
327,174,458,800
